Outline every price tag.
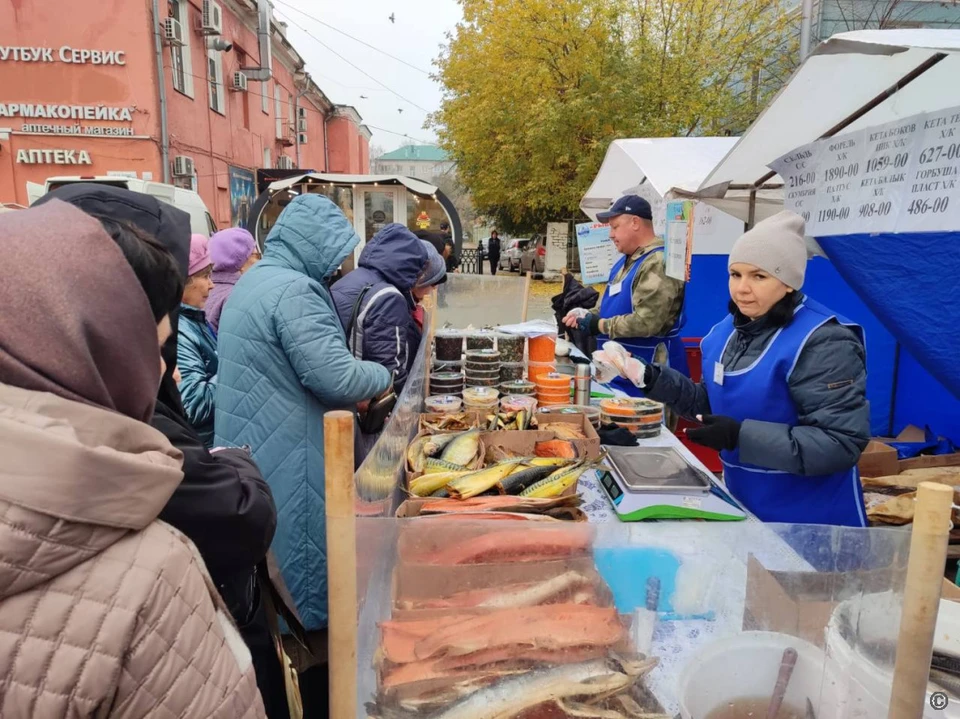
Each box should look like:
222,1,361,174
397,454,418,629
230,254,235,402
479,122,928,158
713,362,724,387
852,118,921,234
609,281,623,297
811,129,867,235
768,140,823,234
896,107,960,233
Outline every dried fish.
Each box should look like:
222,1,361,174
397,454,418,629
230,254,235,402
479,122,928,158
418,494,581,515
424,457,471,474
498,464,557,495
521,453,606,499
408,470,470,497
423,433,460,457
420,655,656,719
542,422,587,440
441,429,481,466
446,459,526,500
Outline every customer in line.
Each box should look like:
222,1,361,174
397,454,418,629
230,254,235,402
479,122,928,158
178,234,219,446
208,227,261,333
216,194,392,718
0,200,265,718
40,185,286,719
412,239,448,331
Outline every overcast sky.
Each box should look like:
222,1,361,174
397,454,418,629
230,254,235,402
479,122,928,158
274,0,463,153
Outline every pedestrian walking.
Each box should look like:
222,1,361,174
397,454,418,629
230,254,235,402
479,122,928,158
487,230,502,275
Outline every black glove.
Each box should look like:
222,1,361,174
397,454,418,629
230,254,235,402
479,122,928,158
685,415,741,451
576,312,602,337
597,423,638,447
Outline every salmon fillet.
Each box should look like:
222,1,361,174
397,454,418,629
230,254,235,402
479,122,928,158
403,526,594,565
413,604,625,661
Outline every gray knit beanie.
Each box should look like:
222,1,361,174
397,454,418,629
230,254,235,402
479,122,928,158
728,211,809,290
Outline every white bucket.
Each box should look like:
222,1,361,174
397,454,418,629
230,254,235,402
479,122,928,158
825,594,960,719
678,631,845,719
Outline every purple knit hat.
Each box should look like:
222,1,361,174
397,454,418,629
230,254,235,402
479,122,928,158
188,234,212,276
210,227,257,273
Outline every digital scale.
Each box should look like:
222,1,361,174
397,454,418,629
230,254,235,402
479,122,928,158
597,445,746,522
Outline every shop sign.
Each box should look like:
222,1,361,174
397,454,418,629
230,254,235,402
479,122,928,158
0,46,126,65
1,103,136,137
544,222,569,273
16,149,93,165
768,103,960,235
664,200,694,282
574,222,617,285
415,211,431,229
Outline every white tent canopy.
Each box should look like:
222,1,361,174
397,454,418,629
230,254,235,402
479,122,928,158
580,137,738,223
267,172,439,197
688,29,960,224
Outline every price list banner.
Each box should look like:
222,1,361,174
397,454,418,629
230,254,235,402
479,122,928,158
574,221,618,285
767,104,960,236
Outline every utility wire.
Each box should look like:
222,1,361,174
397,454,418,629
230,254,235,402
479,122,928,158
273,0,432,76
274,8,431,113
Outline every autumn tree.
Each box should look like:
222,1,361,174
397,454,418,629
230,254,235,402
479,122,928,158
431,0,793,232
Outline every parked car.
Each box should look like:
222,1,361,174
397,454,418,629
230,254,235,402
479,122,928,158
519,234,546,276
499,238,530,272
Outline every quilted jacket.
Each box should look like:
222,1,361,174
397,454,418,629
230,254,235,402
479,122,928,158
177,303,219,447
331,222,428,395
0,383,265,718
215,194,391,630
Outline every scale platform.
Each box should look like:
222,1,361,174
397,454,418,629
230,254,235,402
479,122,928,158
597,444,746,522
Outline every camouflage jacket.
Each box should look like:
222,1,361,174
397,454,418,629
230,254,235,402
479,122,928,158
601,239,685,340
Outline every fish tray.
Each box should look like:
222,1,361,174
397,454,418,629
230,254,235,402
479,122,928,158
405,429,486,488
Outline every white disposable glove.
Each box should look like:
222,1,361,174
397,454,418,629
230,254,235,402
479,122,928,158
600,341,648,388
592,350,620,384
562,307,590,328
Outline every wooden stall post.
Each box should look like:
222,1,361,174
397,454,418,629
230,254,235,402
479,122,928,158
521,272,533,322
888,481,954,719
324,410,358,719
423,290,437,397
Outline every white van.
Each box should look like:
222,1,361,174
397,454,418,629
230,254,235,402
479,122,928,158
26,176,217,236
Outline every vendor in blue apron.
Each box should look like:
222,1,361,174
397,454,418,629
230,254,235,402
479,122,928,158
631,211,870,535
562,195,687,398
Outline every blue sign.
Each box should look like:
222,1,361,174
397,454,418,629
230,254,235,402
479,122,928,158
575,221,617,285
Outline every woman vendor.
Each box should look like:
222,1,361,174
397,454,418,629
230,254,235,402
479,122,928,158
628,211,870,528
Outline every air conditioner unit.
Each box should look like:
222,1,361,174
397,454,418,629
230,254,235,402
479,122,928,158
297,117,307,132
172,155,195,177
201,0,223,35
231,71,248,91
298,132,308,145
164,18,186,46
275,155,294,170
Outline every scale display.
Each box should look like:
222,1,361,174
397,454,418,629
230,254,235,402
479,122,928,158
598,445,746,522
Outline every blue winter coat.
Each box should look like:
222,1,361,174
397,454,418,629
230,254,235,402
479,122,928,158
331,223,428,395
214,194,391,631
177,303,218,447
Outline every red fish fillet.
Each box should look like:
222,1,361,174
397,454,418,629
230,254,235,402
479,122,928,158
380,615,467,664
419,495,580,514
413,604,625,661
404,526,593,565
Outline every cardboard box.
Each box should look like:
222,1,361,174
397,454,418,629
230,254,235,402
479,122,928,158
943,578,960,603
900,452,960,473
483,412,601,462
858,440,900,478
743,555,902,648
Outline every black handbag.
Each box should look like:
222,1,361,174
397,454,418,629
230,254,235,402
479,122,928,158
347,285,397,435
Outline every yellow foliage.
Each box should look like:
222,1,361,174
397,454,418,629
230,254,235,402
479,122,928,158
431,0,793,232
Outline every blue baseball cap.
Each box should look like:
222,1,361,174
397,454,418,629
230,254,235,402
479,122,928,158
597,194,653,222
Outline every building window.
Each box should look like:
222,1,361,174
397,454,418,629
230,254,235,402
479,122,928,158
409,165,416,176
208,51,225,115
264,147,272,168
167,0,193,98
275,86,283,139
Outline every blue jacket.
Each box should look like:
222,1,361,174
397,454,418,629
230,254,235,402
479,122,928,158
177,303,218,447
214,194,391,630
331,223,428,395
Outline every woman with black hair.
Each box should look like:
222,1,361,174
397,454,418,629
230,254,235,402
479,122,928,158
632,211,870,529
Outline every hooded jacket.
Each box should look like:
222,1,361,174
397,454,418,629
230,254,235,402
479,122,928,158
178,303,219,447
331,223,428,395
34,188,276,630
215,194,391,630
0,202,264,718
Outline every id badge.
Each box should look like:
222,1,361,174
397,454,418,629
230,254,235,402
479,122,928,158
609,281,623,297
713,362,724,386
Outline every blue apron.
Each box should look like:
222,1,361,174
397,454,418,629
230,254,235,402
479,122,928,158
700,297,868,530
596,247,688,397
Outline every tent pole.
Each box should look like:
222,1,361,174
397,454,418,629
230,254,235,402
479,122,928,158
747,188,757,230
749,53,948,189
888,341,901,437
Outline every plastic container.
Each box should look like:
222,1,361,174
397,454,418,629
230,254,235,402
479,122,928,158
430,370,464,395
540,404,601,428
536,372,572,390
498,362,525,382
465,330,497,351
464,366,501,379
500,395,538,414
431,358,463,373
600,397,664,419
464,348,501,365
527,361,558,382
434,330,464,362
500,379,536,396
678,632,843,719
425,395,463,414
528,333,557,362
495,333,526,364
465,376,500,388
462,386,500,410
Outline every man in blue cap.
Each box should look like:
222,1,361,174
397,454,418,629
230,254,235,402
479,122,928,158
563,194,686,396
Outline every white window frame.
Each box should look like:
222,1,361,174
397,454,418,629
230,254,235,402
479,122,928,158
207,50,225,115
262,79,270,114
288,93,295,139
274,85,283,139
168,0,194,98
264,147,272,168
